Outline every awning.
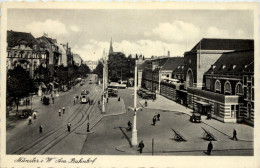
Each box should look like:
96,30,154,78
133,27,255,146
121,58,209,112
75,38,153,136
40,82,47,89
195,100,211,107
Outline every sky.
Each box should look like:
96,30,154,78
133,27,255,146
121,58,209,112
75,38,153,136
7,9,254,61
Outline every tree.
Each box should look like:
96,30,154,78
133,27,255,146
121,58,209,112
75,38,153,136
93,61,103,78
7,65,35,113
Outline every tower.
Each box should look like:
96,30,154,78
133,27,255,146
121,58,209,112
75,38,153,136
109,38,113,55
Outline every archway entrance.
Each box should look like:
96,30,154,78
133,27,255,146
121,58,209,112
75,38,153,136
186,69,194,88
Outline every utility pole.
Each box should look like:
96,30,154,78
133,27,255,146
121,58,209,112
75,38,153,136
102,49,106,113
128,59,142,147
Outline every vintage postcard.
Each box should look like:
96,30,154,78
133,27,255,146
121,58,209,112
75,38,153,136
0,2,259,168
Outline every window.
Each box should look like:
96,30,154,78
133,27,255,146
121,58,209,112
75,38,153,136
215,80,221,93
235,82,243,95
243,76,247,85
244,87,247,99
252,77,254,86
231,105,235,118
214,103,220,116
224,81,231,95
206,79,211,90
252,88,254,101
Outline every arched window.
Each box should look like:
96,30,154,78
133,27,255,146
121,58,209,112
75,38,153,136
224,81,232,95
186,69,194,88
215,80,221,93
235,82,243,95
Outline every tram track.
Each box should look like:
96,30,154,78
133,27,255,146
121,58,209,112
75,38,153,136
37,87,102,154
11,83,98,155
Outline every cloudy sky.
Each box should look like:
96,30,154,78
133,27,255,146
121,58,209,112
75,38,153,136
8,9,254,61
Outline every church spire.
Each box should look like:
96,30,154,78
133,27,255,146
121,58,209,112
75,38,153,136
109,37,113,54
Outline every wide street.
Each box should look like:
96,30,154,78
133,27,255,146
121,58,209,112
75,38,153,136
6,75,253,155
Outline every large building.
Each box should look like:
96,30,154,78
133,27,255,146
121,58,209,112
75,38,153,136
184,38,254,89
84,61,98,71
139,38,254,126
7,30,48,79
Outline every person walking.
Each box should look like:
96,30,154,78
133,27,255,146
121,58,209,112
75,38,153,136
127,121,132,131
67,122,71,132
152,116,156,126
207,141,213,155
33,111,37,119
232,129,238,141
59,108,61,116
74,97,76,105
39,125,43,133
157,113,160,121
52,97,55,104
107,97,109,103
138,140,145,154
28,116,32,125
87,123,90,132
62,106,65,114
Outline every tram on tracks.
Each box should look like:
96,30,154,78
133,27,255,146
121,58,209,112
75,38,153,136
81,90,89,104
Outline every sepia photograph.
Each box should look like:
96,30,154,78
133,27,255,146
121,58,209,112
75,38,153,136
0,2,259,168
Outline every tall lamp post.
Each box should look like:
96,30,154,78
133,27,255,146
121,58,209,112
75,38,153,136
128,60,142,146
102,50,106,113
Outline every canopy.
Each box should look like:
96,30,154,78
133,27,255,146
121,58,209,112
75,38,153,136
195,100,211,107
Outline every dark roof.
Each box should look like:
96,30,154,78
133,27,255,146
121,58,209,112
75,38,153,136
7,30,39,49
37,36,57,45
190,38,254,52
138,60,152,70
205,50,254,75
161,57,184,71
172,58,185,73
157,58,168,67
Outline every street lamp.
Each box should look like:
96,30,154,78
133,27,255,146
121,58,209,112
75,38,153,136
128,60,142,147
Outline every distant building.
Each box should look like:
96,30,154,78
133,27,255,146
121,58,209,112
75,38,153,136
73,53,83,66
83,61,98,71
37,35,61,78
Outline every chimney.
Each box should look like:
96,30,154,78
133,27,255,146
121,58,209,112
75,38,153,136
168,51,170,57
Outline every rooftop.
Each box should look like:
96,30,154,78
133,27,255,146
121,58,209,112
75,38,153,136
205,49,254,75
190,38,254,52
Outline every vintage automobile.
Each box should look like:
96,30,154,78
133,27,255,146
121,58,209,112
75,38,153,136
16,109,32,118
190,112,201,123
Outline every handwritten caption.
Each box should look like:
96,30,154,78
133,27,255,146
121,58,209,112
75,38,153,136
14,157,97,164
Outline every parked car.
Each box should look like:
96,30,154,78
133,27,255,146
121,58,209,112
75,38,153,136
16,109,32,118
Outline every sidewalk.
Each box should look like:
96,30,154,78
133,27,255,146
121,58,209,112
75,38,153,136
139,94,253,142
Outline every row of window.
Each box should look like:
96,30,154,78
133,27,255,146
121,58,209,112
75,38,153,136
214,79,254,100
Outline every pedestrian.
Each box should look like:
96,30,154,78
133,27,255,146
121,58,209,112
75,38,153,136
207,141,213,155
63,106,65,114
157,113,160,121
232,129,238,141
145,99,148,107
127,121,132,131
87,123,90,132
52,97,55,104
33,111,37,119
67,122,71,132
39,125,43,133
74,98,76,105
59,108,61,116
152,116,156,126
138,140,145,154
107,97,109,103
28,116,32,125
